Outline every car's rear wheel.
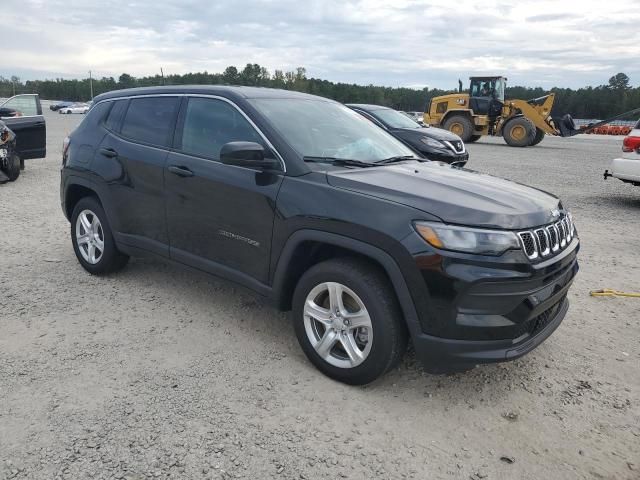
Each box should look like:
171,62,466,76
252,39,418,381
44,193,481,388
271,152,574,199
292,258,407,385
71,196,129,275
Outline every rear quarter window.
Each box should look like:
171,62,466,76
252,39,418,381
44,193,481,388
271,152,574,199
120,97,180,147
104,100,128,132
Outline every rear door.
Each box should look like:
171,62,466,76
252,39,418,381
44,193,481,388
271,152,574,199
96,95,180,256
0,94,46,159
165,96,284,284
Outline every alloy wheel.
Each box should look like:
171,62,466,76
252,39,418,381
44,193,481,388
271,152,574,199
75,209,105,264
303,282,373,368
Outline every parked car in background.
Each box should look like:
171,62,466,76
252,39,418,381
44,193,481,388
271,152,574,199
604,119,640,186
0,94,46,172
61,86,578,384
348,104,468,166
403,111,425,125
59,103,90,114
50,101,75,111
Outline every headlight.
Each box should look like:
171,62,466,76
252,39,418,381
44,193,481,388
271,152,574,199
414,221,520,256
419,137,445,148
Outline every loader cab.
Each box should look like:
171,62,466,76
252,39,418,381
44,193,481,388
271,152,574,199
469,76,506,116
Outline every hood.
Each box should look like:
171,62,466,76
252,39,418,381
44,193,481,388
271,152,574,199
326,161,561,230
392,126,462,143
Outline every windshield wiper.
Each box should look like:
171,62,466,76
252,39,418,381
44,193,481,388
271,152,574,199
303,156,376,168
375,155,421,165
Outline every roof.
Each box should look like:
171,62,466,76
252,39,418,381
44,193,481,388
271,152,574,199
469,76,507,80
93,85,332,103
345,103,392,111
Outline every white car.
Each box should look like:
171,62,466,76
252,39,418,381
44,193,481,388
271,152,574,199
59,103,90,115
605,119,640,186
400,111,425,125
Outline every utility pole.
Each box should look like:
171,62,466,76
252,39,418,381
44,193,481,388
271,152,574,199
160,67,165,86
89,70,94,100
12,79,15,96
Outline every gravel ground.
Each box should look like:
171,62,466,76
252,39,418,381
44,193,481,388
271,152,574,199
1,109,638,480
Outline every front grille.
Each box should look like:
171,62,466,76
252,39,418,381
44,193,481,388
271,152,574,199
529,295,566,335
518,213,575,261
444,140,465,154
518,232,537,259
511,294,567,339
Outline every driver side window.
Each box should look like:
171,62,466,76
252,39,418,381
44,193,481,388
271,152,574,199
1,95,40,117
179,98,265,160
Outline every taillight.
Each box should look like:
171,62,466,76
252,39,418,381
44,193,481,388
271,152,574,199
622,135,640,153
62,136,70,164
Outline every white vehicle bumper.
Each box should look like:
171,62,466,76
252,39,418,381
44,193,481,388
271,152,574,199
606,157,640,184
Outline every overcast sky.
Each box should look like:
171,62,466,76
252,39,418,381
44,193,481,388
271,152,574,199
4,0,640,89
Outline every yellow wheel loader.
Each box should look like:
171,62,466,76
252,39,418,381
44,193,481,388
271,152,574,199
424,76,575,147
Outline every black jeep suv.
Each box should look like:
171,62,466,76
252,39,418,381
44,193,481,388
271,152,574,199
60,86,579,385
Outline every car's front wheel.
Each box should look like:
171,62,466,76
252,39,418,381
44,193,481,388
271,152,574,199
292,258,408,385
71,196,129,274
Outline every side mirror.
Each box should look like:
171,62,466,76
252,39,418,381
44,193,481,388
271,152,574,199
220,141,279,170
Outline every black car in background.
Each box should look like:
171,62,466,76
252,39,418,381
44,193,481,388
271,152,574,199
347,104,468,166
60,86,578,384
50,101,75,111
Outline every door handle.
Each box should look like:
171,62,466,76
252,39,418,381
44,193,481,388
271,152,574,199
99,147,118,158
168,165,194,177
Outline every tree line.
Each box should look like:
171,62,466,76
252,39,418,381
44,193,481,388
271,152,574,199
0,66,637,120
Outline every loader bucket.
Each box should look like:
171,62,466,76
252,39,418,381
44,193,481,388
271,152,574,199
553,114,581,137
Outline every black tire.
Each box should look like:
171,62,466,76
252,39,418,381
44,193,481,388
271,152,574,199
70,196,129,275
502,116,536,147
530,128,545,146
67,110,72,114
442,114,474,142
5,153,20,181
19,157,25,170
468,135,482,143
292,257,408,385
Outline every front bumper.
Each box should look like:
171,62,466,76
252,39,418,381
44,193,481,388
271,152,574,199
404,234,579,373
423,150,469,166
413,289,569,373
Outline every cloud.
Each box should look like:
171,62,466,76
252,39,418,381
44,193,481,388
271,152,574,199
3,0,640,89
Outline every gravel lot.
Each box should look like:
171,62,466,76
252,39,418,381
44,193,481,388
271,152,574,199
1,108,638,480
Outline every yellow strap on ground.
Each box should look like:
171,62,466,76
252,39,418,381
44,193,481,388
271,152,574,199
590,289,640,298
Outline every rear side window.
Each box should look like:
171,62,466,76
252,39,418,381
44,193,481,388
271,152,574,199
121,97,180,147
179,98,264,160
76,101,112,131
104,100,128,132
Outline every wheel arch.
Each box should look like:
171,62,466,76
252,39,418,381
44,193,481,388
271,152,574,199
63,176,110,222
271,230,423,338
440,109,474,126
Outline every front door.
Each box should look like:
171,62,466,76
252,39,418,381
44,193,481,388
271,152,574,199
165,96,284,284
0,94,46,160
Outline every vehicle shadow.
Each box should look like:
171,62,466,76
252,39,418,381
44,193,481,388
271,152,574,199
582,192,640,209
111,257,548,400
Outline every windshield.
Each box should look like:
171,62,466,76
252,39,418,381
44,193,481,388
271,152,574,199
371,108,421,129
249,99,417,163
